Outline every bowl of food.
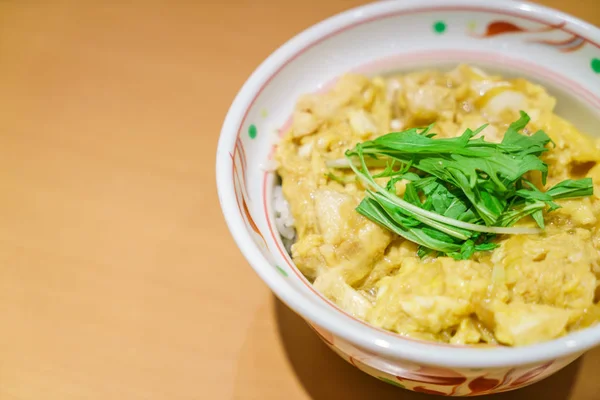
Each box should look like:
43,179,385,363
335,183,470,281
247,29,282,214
216,0,600,395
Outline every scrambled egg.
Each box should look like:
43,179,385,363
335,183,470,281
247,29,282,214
275,65,600,346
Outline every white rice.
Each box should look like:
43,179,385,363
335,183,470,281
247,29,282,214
273,184,296,253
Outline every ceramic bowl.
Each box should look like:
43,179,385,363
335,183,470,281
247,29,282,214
216,0,600,395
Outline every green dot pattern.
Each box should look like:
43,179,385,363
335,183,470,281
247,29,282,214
591,58,600,73
248,124,257,139
433,21,446,34
275,265,288,277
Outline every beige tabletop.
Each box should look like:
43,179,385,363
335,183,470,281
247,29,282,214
1,1,600,399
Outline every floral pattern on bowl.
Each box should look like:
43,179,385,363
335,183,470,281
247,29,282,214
310,323,580,396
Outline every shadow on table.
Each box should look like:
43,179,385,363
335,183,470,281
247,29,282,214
274,296,582,400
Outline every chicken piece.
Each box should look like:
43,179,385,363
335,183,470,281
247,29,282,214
313,189,358,245
278,169,319,238
314,268,372,319
482,90,527,120
364,76,392,135
296,74,370,122
439,257,492,302
451,317,482,345
367,257,491,337
398,296,472,333
300,189,392,285
549,197,598,227
291,234,325,280
537,114,600,185
477,302,574,346
447,64,490,85
492,231,598,310
511,78,557,117
291,110,319,137
330,74,371,107
347,109,378,138
402,83,456,124
360,239,418,290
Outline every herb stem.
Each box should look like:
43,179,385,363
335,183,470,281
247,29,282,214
346,149,542,235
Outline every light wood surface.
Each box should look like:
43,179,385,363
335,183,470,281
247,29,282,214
1,1,599,399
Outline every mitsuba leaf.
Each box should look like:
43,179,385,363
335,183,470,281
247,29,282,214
546,178,593,199
339,111,594,259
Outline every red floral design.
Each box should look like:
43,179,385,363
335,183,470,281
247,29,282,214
471,20,585,53
530,35,586,53
508,360,554,388
392,368,468,395
473,20,565,38
396,366,467,386
468,376,501,395
230,149,267,247
329,338,559,396
236,137,249,193
241,197,261,238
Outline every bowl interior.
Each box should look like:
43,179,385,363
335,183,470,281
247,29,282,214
219,0,600,367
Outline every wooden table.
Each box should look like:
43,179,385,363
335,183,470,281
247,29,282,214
1,1,599,399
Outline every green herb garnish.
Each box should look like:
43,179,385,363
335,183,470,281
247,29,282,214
327,111,594,260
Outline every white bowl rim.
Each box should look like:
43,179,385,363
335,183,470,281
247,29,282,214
216,0,600,368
